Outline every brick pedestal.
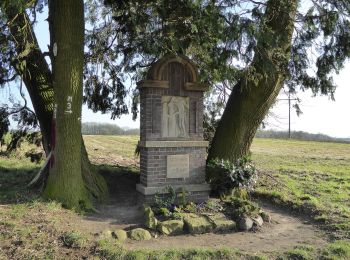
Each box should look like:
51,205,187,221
137,55,211,203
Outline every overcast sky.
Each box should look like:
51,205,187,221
2,7,349,138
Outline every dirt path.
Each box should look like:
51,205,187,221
124,203,327,252
70,200,326,253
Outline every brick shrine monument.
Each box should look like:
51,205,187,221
136,55,211,202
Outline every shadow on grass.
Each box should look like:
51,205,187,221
96,164,140,204
0,157,143,227
82,164,143,225
0,158,141,206
0,163,40,204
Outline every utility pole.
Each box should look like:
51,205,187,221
278,90,298,139
288,91,291,139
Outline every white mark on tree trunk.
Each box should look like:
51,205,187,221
53,43,57,56
65,96,73,114
53,104,57,119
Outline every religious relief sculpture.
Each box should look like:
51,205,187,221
161,96,189,138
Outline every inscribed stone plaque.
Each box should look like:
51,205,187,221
161,96,189,138
167,154,189,178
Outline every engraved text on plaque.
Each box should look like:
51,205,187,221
167,154,189,178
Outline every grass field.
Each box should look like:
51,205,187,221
0,135,349,259
84,135,139,160
251,139,350,239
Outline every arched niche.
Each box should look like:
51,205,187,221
148,55,198,82
138,55,208,91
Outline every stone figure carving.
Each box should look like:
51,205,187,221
162,96,189,138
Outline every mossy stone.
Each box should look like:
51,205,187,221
207,213,236,232
144,206,157,230
129,228,152,241
113,229,127,242
100,229,113,238
260,211,271,223
157,220,184,235
238,216,253,231
252,215,264,227
182,213,214,234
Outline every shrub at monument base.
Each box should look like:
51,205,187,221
224,197,260,220
206,157,257,198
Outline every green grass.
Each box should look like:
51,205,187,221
282,245,315,260
251,138,350,239
83,135,139,160
320,240,350,260
97,237,267,260
96,238,350,260
61,230,89,248
0,156,40,203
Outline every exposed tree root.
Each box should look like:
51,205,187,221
27,151,51,189
28,144,108,205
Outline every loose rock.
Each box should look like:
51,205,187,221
100,229,113,238
182,213,213,234
238,216,254,231
144,206,158,230
129,228,152,241
113,229,127,242
157,220,184,235
252,215,264,227
207,213,236,232
260,211,272,223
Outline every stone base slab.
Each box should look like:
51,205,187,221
136,183,211,204
136,183,210,195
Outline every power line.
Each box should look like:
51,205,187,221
277,91,298,138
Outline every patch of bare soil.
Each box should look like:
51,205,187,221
68,168,327,254
70,202,326,253
125,204,327,252
69,166,144,234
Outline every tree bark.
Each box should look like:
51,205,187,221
4,6,54,155
4,2,107,203
208,0,298,162
43,0,91,209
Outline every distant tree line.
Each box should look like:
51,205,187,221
82,122,139,135
255,130,350,144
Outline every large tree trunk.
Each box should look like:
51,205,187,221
43,0,91,209
4,3,107,202
208,0,298,162
4,6,54,155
